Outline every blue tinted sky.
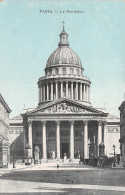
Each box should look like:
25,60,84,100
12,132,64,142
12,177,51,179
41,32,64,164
0,0,125,117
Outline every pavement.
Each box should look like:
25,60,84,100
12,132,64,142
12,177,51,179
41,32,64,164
0,162,96,176
0,160,124,171
1,179,125,194
0,162,125,195
0,163,36,175
0,160,124,174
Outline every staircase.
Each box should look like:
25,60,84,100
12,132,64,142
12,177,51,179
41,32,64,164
44,158,80,164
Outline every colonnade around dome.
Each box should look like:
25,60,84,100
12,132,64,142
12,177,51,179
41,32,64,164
38,80,90,105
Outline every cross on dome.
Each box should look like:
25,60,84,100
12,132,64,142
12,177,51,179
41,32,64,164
62,21,65,31
58,22,69,47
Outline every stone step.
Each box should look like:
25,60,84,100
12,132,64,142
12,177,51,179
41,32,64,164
44,158,80,164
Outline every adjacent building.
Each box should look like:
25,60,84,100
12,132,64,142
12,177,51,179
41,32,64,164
0,94,11,168
9,115,24,162
119,100,125,166
106,114,120,156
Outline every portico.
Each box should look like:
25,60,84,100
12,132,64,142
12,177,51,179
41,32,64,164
23,98,108,161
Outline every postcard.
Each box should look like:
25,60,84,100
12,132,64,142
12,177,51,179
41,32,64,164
0,0,125,194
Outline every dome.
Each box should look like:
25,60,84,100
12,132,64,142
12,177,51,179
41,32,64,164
46,27,82,68
46,46,82,68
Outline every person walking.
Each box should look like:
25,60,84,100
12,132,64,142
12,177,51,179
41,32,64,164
56,160,60,169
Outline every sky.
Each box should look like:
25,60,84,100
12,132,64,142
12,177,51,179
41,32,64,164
0,0,125,118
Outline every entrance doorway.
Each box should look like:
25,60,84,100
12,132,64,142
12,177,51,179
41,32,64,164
61,143,69,159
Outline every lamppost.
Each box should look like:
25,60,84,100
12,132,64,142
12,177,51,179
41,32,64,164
113,144,116,167
88,139,91,159
11,145,16,168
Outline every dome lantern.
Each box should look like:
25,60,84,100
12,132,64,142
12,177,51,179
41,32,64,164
58,21,69,47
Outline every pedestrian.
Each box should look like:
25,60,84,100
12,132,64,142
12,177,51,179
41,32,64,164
56,160,59,169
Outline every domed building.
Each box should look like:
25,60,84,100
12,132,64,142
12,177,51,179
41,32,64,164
38,27,91,106
22,26,112,161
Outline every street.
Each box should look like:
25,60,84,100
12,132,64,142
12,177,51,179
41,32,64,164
0,163,125,195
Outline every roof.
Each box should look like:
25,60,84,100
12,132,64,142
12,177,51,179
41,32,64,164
0,94,11,113
107,114,120,123
10,115,23,120
22,97,108,117
46,29,82,68
46,47,82,68
10,115,23,124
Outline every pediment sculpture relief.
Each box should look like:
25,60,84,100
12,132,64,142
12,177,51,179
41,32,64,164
37,102,93,114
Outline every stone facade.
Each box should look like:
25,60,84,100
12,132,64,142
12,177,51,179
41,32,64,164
0,94,11,168
9,113,120,160
106,114,120,156
119,101,125,166
9,115,24,162
18,26,120,162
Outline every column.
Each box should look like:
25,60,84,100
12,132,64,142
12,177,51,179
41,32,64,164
98,120,102,155
82,84,84,100
88,85,90,102
56,121,60,159
86,85,88,102
75,82,78,100
61,81,63,98
38,86,41,103
47,83,49,101
84,121,89,159
41,85,43,101
28,121,33,157
23,121,27,150
43,85,45,101
83,84,86,101
42,121,47,160
51,82,53,100
71,82,73,99
70,121,74,160
103,121,107,155
56,82,58,99
80,83,82,100
66,81,68,98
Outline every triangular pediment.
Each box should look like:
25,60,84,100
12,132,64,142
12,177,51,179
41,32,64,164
26,98,108,116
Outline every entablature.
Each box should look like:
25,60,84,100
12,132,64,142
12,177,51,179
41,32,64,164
27,115,107,122
38,75,91,86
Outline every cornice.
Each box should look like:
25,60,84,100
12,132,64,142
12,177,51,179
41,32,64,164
38,76,91,85
0,94,11,113
45,64,84,70
0,117,9,129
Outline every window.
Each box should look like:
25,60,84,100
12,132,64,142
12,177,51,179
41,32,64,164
62,68,66,75
70,68,73,75
77,69,79,75
47,69,50,75
52,68,55,75
55,68,58,75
